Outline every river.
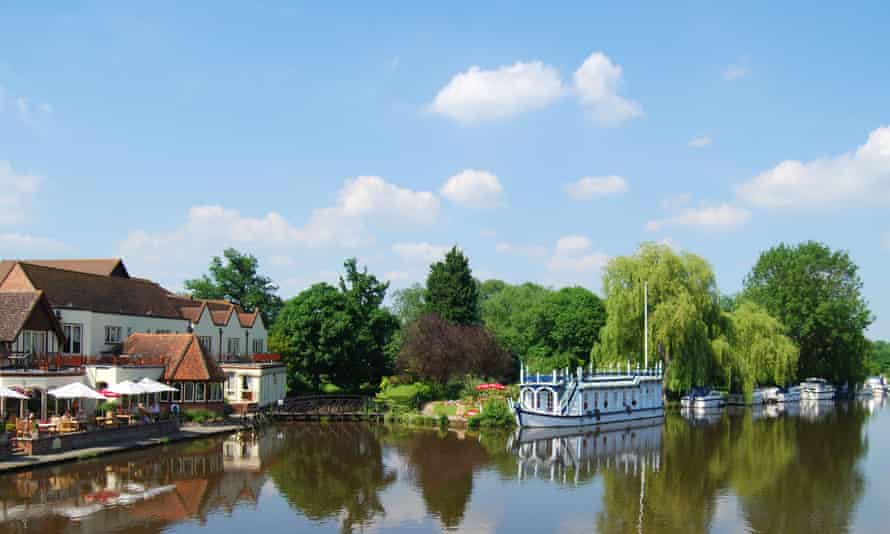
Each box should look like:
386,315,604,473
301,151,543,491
0,398,888,533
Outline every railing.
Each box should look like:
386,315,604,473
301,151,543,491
219,353,282,364
1,352,83,372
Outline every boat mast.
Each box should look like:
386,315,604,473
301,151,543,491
644,281,648,370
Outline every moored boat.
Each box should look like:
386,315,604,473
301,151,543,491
681,388,725,409
776,385,801,403
513,363,664,428
864,377,886,398
800,378,835,400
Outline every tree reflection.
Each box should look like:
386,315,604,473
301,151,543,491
268,424,396,534
391,429,490,529
596,405,868,534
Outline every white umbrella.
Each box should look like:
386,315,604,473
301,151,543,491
48,382,107,400
0,386,29,400
136,377,177,393
106,380,148,396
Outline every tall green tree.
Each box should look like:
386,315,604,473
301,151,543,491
271,283,350,392
717,301,799,398
391,283,426,326
425,246,480,326
527,287,607,372
270,259,398,392
865,340,890,375
595,243,722,393
743,241,873,384
184,248,283,326
480,281,550,358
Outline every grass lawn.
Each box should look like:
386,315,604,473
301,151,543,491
433,403,458,417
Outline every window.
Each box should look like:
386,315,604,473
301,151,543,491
252,338,264,354
210,383,223,401
195,383,206,402
155,329,171,334
160,390,169,402
104,326,122,344
62,324,83,354
184,382,195,402
171,383,182,402
127,327,133,337
241,375,250,390
226,374,236,396
198,336,213,352
227,337,241,355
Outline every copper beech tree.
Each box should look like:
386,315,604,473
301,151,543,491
396,313,513,385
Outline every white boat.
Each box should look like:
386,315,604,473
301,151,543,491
864,377,886,398
726,387,767,406
514,363,664,428
680,388,725,409
775,386,801,403
513,282,664,429
800,378,835,400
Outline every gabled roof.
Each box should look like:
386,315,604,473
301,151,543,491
168,295,262,328
0,258,129,278
123,333,225,382
2,262,183,319
0,290,65,343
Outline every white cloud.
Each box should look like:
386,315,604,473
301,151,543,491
573,52,642,126
0,160,41,225
0,233,69,253
688,136,712,148
736,126,890,209
428,61,566,124
0,85,52,126
495,242,549,259
661,192,691,210
392,242,450,263
119,176,439,288
723,57,750,80
646,203,751,232
564,175,629,200
440,169,504,208
547,235,610,274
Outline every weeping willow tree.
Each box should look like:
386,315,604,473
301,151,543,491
717,302,799,400
594,243,722,393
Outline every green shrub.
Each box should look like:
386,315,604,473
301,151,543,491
376,382,434,411
471,399,516,429
183,409,216,424
99,400,119,413
438,414,449,428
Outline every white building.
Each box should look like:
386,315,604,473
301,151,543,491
168,296,268,361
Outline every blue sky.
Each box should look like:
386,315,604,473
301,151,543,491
1,2,889,337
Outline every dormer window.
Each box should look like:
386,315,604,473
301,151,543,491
104,326,122,344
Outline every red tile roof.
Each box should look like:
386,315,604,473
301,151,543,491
2,262,182,319
122,333,225,382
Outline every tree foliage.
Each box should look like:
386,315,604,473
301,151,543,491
596,243,722,392
480,282,606,372
425,247,480,326
717,301,799,398
397,314,513,384
391,283,426,326
184,248,283,326
743,241,873,384
270,259,398,393
865,340,890,375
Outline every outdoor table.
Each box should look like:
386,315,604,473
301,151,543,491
95,416,114,427
37,422,56,434
115,414,135,425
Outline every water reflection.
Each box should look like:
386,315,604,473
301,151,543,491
0,402,880,533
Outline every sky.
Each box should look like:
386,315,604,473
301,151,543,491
1,2,889,337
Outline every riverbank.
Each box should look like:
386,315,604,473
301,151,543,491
0,421,243,474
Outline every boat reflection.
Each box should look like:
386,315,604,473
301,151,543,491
510,421,662,484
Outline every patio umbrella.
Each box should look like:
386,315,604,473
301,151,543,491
136,377,177,393
106,380,148,396
0,386,29,418
106,380,149,409
0,386,29,400
48,382,107,400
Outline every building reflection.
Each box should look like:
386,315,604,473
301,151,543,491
0,430,285,533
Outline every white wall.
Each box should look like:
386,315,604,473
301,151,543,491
221,364,286,407
191,309,268,360
54,308,188,356
83,365,164,389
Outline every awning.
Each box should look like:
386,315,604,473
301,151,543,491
48,382,107,400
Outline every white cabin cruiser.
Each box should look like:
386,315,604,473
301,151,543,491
680,388,725,409
800,378,835,401
775,386,801,403
864,377,886,397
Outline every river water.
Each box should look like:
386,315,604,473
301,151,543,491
1,399,888,533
